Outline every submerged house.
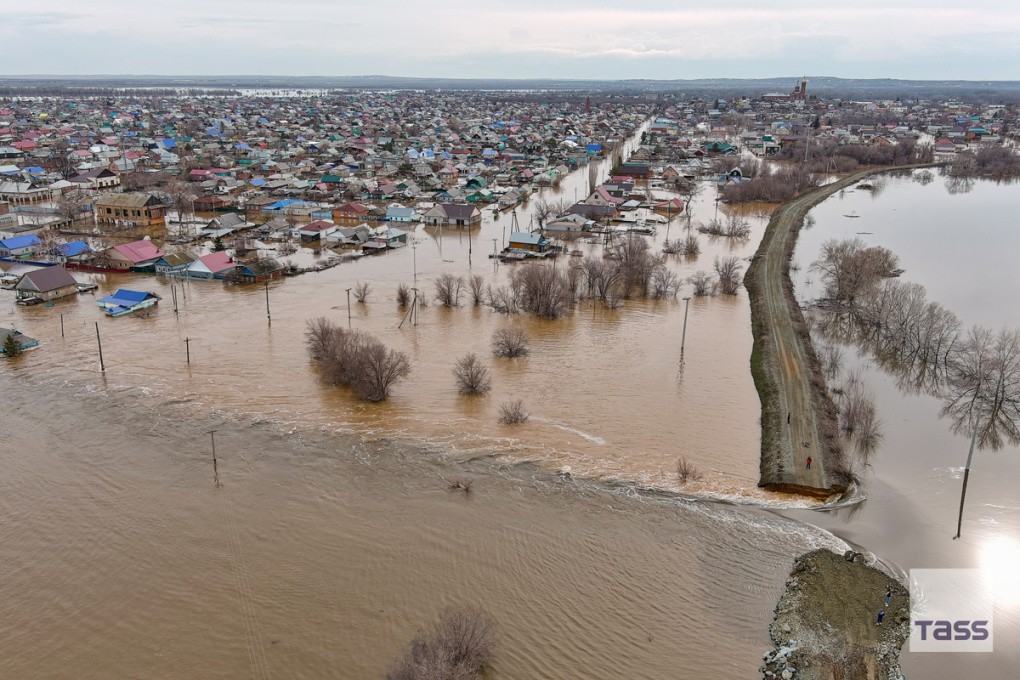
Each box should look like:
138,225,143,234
154,251,197,275
0,327,39,353
93,192,166,227
186,251,237,280
14,266,78,303
225,258,285,284
422,203,482,227
97,289,161,317
508,231,550,253
103,239,165,272
0,234,42,258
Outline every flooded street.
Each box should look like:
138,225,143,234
790,171,1020,677
1,140,787,505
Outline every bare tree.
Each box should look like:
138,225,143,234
487,284,519,315
396,283,411,307
354,281,370,303
387,605,496,680
492,327,529,358
468,274,485,306
682,234,701,257
509,263,573,318
305,318,410,402
650,268,682,299
165,178,196,228
688,270,715,296
676,457,702,483
498,400,529,424
812,238,900,309
453,353,492,395
434,273,464,307
714,256,743,295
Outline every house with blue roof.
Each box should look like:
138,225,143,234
0,234,41,257
57,241,93,262
97,289,161,317
508,231,549,253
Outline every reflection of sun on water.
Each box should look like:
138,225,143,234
981,535,1020,608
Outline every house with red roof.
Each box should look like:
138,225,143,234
332,202,371,224
102,239,166,271
185,251,237,280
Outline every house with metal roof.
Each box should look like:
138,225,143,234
508,231,549,253
0,327,39,354
154,250,197,275
102,239,165,271
14,266,78,303
185,251,237,280
0,234,42,257
422,203,482,227
97,289,161,317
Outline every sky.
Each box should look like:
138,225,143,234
4,0,1019,81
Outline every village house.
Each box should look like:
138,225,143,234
298,219,339,242
14,266,78,303
186,251,237,280
224,258,285,284
94,193,166,228
0,234,42,258
154,251,197,275
102,239,166,271
422,203,482,227
507,231,550,253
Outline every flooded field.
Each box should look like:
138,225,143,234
790,170,1020,677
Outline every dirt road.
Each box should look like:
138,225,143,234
746,170,895,495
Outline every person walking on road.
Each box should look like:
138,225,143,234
806,456,812,469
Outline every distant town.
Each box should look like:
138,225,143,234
0,78,1013,310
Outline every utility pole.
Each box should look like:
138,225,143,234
95,321,105,372
265,280,271,324
185,337,191,364
209,429,221,488
346,287,352,327
954,416,982,540
680,296,692,352
412,239,418,287
60,313,64,338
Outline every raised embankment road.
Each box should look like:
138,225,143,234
745,169,902,497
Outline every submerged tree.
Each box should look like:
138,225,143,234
387,605,496,680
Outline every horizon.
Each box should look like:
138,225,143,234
2,74,1019,84
6,1,1020,81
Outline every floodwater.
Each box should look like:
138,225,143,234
0,345,853,679
0,139,789,506
790,170,1020,677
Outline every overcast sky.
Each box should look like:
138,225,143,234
5,0,1019,80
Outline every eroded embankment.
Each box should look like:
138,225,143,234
744,167,928,495
763,549,909,680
